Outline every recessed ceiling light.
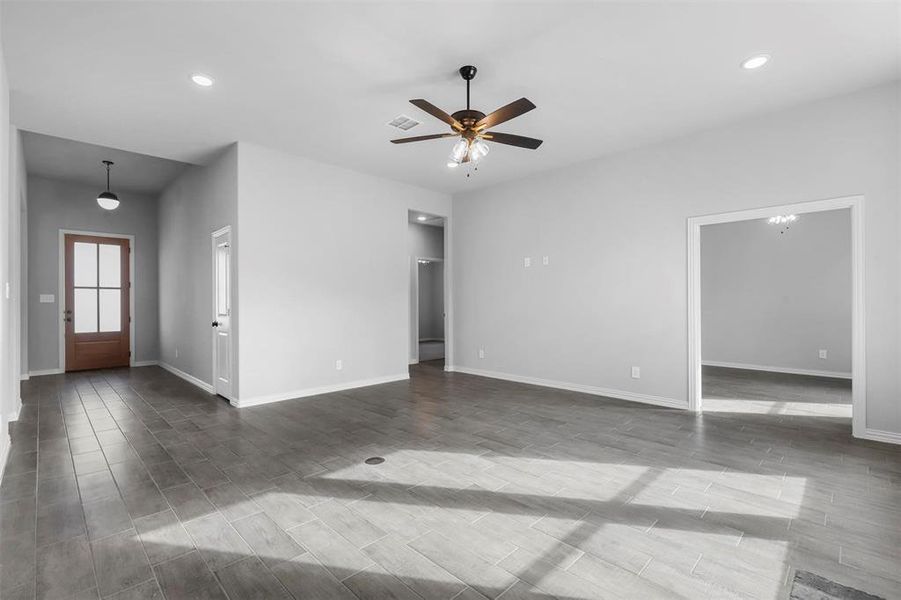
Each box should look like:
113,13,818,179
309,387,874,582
741,54,770,70
191,73,214,87
417,215,428,221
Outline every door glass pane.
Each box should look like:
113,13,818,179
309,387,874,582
74,288,98,333
99,289,121,332
73,242,97,287
98,244,121,287
217,243,229,316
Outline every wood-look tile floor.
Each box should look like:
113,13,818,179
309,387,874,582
1,364,898,600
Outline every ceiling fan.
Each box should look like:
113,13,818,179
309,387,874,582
390,65,543,168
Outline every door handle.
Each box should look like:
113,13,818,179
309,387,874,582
212,321,219,328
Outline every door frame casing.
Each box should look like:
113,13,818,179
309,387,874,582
57,229,136,371
686,195,866,438
211,225,234,400
411,256,445,364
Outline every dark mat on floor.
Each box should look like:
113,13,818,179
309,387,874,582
790,571,884,600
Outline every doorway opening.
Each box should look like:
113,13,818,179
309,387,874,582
211,226,233,399
408,211,446,372
61,232,132,371
687,196,865,438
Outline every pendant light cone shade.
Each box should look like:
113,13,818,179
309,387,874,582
97,160,120,210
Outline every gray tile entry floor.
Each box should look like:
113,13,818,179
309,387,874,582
702,366,852,419
1,364,898,599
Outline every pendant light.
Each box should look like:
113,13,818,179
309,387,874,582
96,160,120,210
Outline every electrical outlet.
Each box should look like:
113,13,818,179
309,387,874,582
631,366,641,379
818,349,828,359
542,256,549,266
478,347,485,359
523,257,531,268
335,359,343,371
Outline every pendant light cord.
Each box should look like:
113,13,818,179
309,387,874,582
102,160,113,192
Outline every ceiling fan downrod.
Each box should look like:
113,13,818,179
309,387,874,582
460,65,477,111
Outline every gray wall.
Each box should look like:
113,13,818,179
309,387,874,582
418,261,444,341
236,142,451,402
701,209,851,375
158,145,238,388
409,222,444,258
452,82,900,434
26,175,159,371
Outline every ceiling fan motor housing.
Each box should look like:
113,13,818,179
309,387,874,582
451,110,487,134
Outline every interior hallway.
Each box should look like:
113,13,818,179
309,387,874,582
1,365,897,599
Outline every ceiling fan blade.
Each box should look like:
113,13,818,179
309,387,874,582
481,132,543,149
409,99,463,131
475,98,536,131
390,133,459,144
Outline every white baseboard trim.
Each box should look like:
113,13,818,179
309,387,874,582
702,361,851,380
28,368,64,377
158,362,215,394
860,428,901,445
233,373,410,409
132,360,159,368
446,366,686,410
19,374,29,381
409,359,419,365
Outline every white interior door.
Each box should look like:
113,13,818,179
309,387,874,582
212,227,232,398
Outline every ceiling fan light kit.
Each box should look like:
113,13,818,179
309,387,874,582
391,65,543,172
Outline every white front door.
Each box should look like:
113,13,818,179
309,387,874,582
212,227,232,398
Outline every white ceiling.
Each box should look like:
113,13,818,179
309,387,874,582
22,131,190,196
3,2,898,194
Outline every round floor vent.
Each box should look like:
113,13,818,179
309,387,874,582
364,457,385,465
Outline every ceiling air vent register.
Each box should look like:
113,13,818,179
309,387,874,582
386,115,421,131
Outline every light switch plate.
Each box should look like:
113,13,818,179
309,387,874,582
39,294,55,303
542,256,549,266
478,347,485,359
818,349,828,359
631,366,641,379
523,257,531,268
335,359,343,371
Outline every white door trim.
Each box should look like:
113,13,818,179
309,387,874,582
687,195,866,438
211,225,234,400
443,216,454,371
57,229,136,370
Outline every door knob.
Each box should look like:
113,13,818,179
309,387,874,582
212,321,219,327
